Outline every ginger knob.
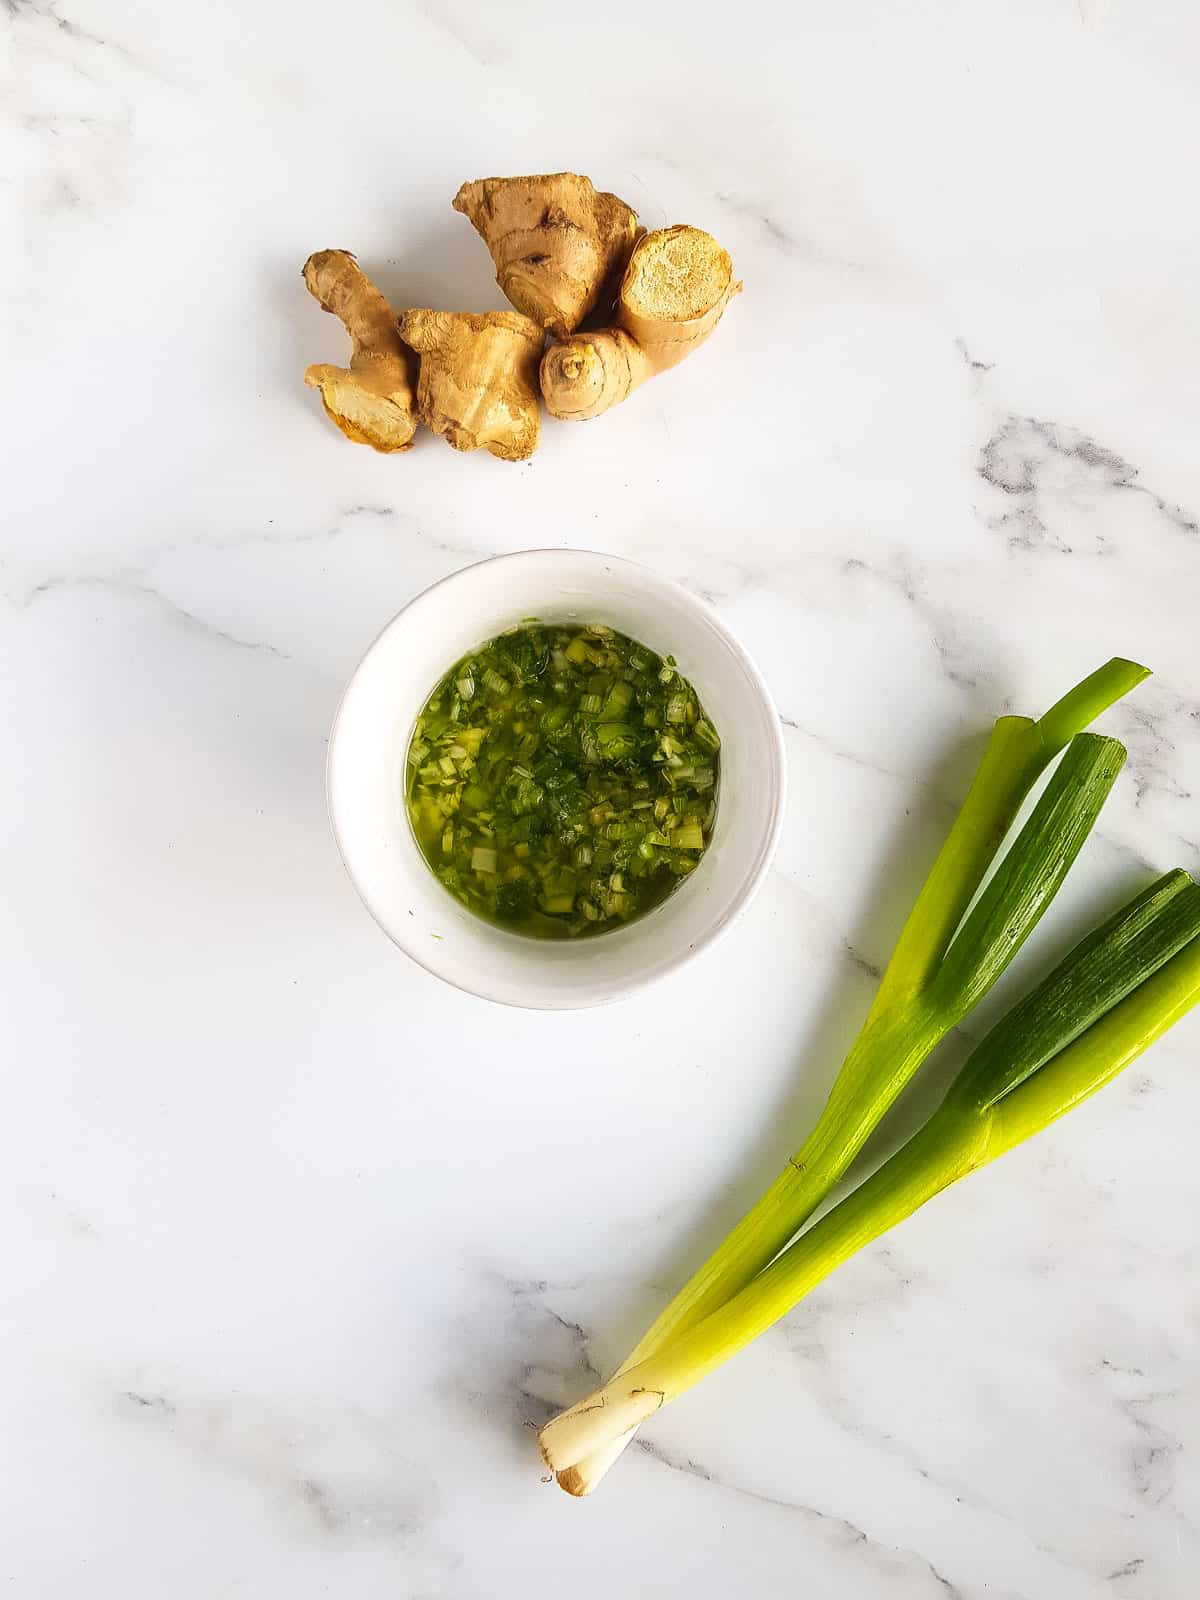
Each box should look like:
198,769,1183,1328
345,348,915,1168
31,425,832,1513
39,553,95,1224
301,250,418,453
399,309,543,461
540,226,741,422
453,173,638,339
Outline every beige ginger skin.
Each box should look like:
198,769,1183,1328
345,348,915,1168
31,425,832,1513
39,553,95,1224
540,226,742,421
452,172,639,339
399,309,543,461
302,250,418,453
301,179,740,458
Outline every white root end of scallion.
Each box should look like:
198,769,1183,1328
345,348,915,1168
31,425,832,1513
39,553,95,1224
555,1431,638,1496
538,1391,663,1474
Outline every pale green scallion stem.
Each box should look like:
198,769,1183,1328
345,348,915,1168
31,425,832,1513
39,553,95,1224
557,661,1146,1494
541,880,1200,1471
599,734,1124,1365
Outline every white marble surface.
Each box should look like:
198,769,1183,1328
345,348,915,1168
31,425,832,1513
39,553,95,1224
3,1,1200,1594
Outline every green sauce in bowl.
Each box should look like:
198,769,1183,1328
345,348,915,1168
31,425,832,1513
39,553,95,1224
406,622,721,939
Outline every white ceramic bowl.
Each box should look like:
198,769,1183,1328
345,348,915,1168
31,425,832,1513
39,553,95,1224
327,550,786,1009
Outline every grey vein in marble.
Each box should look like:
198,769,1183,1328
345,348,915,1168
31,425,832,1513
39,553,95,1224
634,1433,967,1600
978,415,1200,556
116,1381,436,1546
16,572,296,662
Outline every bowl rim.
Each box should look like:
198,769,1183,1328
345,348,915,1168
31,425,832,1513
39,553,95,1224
326,548,787,1009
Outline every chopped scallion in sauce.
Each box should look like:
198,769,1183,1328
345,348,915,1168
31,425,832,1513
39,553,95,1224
406,622,720,938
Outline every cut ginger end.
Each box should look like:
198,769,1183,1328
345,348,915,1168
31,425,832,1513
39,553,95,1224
300,249,418,454
539,225,741,423
304,366,416,453
622,226,737,323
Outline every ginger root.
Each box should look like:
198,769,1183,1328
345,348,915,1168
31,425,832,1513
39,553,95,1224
299,180,741,460
399,309,542,461
539,226,741,422
302,251,418,453
452,173,639,339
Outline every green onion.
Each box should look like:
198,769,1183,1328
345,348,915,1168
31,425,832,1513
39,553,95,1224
554,657,1147,1494
952,868,1200,1111
672,821,705,851
601,680,634,719
407,623,722,939
540,869,1200,1473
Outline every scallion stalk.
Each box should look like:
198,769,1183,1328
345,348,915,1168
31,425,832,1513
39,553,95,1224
540,871,1200,1472
556,659,1147,1494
